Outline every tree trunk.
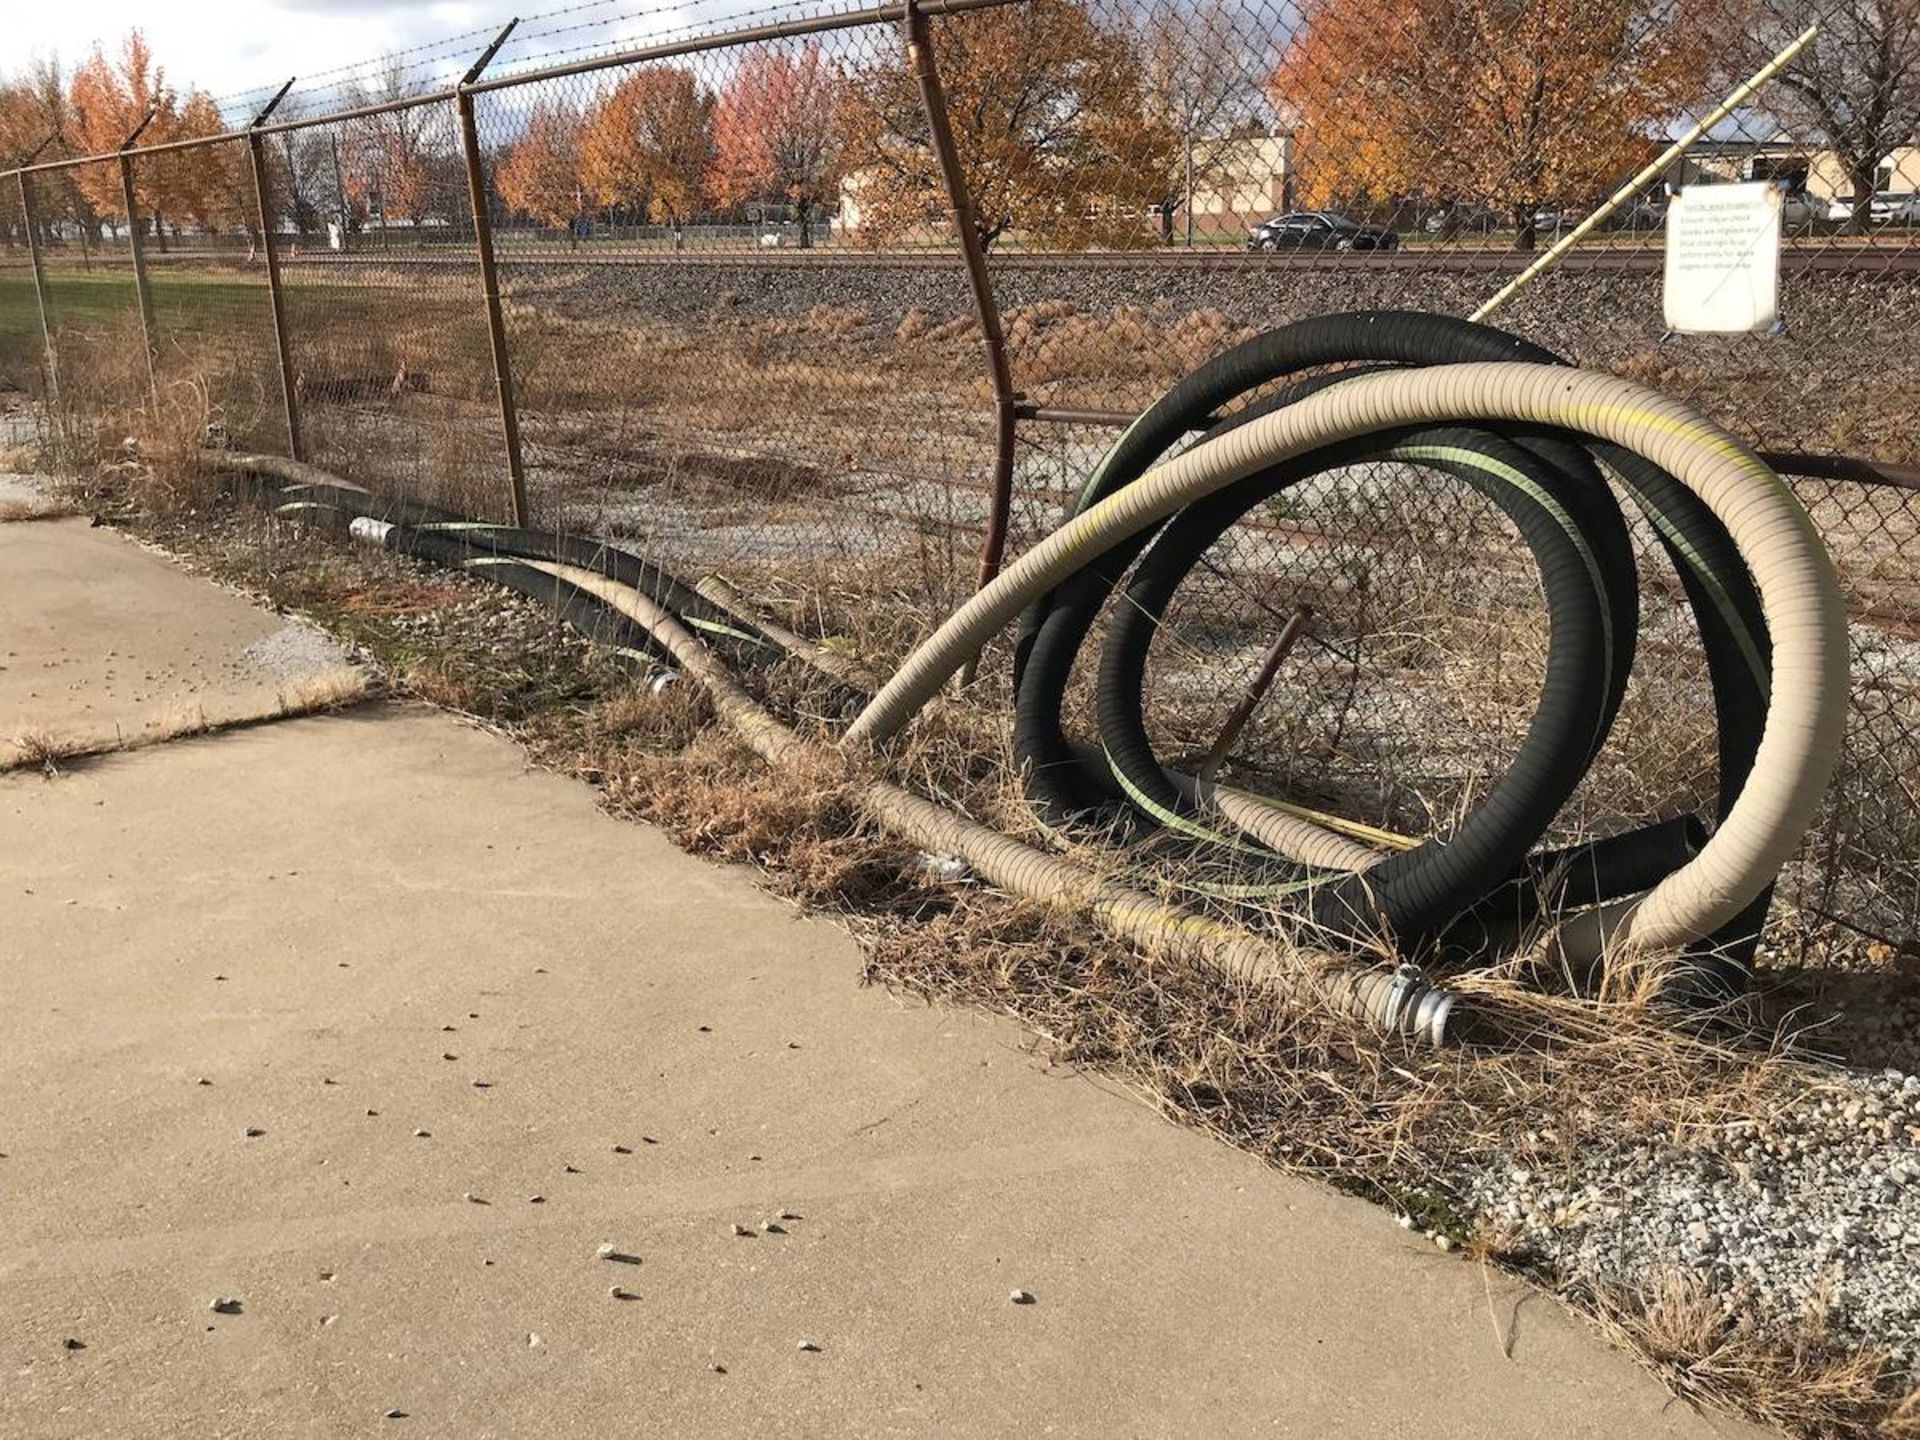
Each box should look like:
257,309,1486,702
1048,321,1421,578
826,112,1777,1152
797,199,813,249
1512,201,1537,253
1846,160,1877,235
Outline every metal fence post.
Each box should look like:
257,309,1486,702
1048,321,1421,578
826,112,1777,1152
246,80,303,459
456,21,530,528
118,110,162,408
901,0,1019,618
17,170,59,410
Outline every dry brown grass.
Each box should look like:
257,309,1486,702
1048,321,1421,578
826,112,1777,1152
1586,1271,1912,1439
3,727,84,775
32,325,1914,1436
0,495,80,523
0,668,372,777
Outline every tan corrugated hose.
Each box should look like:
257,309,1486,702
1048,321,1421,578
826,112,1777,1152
845,363,1848,971
268,360,1844,1046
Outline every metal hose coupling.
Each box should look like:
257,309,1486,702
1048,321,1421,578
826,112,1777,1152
1385,963,1456,1048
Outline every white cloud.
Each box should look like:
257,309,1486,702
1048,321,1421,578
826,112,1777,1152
6,1,509,117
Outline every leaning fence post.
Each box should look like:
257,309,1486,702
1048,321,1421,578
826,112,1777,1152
900,0,1020,680
455,20,530,528
17,168,60,411
117,109,162,409
246,80,303,460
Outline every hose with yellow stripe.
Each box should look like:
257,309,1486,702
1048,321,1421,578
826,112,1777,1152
1001,315,1775,990
856,334,1843,995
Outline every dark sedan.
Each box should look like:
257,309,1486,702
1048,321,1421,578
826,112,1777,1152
1247,211,1399,252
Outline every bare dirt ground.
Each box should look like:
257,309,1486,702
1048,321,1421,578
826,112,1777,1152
0,497,1770,1437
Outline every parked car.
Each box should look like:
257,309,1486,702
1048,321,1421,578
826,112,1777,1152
1247,211,1399,252
1422,203,1500,235
1616,199,1667,230
1871,192,1920,224
1775,186,1819,227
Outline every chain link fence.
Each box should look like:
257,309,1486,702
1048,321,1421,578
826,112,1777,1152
1,0,1915,959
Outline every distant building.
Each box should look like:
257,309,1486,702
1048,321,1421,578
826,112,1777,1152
1670,139,1920,204
834,132,1298,241
1175,133,1295,234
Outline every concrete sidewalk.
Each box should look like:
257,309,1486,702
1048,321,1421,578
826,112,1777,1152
0,515,1767,1438
1,514,356,762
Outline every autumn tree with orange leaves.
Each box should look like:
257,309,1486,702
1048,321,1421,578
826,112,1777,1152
497,102,587,233
1270,0,1724,248
339,61,455,227
1,60,69,165
2,60,78,248
68,33,173,235
710,45,848,248
66,33,246,247
580,66,715,227
842,0,1177,251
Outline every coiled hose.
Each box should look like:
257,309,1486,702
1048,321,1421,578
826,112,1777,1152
1001,313,1779,993
214,315,1848,1045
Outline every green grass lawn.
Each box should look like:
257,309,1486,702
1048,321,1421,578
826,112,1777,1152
0,266,276,346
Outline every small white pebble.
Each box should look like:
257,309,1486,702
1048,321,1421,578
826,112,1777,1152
1009,1289,1034,1305
1433,1233,1455,1253
731,1223,752,1237
797,1339,821,1352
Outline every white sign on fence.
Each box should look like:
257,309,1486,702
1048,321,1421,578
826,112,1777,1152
1663,181,1782,334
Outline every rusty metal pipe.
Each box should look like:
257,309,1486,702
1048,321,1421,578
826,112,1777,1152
117,155,159,406
17,171,58,408
1196,605,1312,782
457,21,531,527
247,80,303,460
901,0,1020,653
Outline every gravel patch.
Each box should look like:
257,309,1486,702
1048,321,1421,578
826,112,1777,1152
1463,1039,1920,1378
238,619,356,685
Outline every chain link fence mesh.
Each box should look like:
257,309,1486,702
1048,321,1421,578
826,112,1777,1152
1,0,1915,959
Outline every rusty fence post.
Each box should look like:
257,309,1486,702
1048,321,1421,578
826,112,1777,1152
117,109,162,408
246,80,304,460
901,0,1020,660
456,20,530,528
17,168,59,411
